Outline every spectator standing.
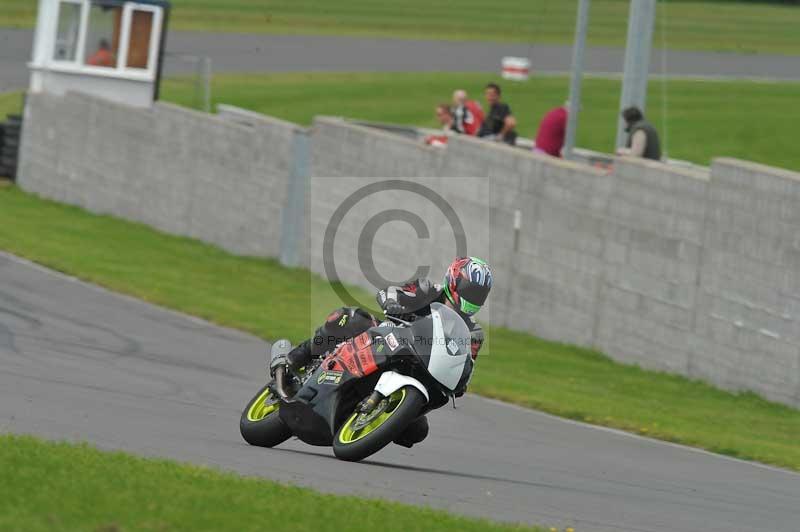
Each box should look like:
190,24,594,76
478,83,517,145
452,89,484,136
534,102,568,157
616,106,661,160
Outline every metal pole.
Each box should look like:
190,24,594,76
279,130,310,267
563,0,590,160
202,56,212,113
615,0,656,149
193,57,201,110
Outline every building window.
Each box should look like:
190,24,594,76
84,2,122,68
53,1,82,61
126,9,154,70
44,0,164,79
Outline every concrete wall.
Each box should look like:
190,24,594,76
693,159,800,404
595,158,710,375
17,93,800,407
307,117,799,407
18,92,304,259
308,117,453,301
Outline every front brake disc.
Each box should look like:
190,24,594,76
351,398,389,431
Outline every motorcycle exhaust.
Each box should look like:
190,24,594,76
274,365,291,400
270,339,293,400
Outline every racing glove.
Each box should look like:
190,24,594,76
376,288,407,317
382,299,407,317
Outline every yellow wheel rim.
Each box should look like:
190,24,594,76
337,388,406,444
246,388,280,422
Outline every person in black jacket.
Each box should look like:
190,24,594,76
478,83,518,145
617,106,662,161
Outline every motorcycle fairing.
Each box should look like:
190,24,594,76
279,330,389,446
278,305,471,446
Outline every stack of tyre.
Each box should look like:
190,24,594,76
0,114,22,181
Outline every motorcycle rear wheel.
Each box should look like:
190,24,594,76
333,386,426,462
240,384,292,448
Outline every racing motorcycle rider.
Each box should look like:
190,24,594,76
271,256,493,448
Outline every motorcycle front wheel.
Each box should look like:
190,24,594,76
240,384,292,447
332,386,426,462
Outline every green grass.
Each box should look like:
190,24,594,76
159,72,800,172
0,434,543,532
0,91,23,118
1,186,798,472
3,1,800,54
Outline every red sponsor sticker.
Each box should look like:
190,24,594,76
354,332,371,350
357,347,378,376
330,342,360,376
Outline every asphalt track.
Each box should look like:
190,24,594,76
2,251,800,532
2,28,800,92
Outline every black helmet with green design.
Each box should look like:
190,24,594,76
443,257,493,316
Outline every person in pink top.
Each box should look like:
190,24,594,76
534,103,568,158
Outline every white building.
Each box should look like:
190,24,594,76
28,0,171,108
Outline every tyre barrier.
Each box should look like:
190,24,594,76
0,114,22,181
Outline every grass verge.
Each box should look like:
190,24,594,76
0,434,543,532
3,1,800,54
161,72,800,172
0,91,23,118
0,186,798,471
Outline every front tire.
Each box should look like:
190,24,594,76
240,384,292,447
333,386,426,462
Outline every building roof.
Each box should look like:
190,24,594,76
92,0,171,9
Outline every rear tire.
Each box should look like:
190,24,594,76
333,386,426,462
240,384,292,448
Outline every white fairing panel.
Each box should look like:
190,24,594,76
427,304,470,390
374,371,429,402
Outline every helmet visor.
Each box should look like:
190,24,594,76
459,297,482,316
456,277,490,307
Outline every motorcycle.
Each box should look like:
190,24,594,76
239,302,473,462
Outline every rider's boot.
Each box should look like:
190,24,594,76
394,416,429,448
